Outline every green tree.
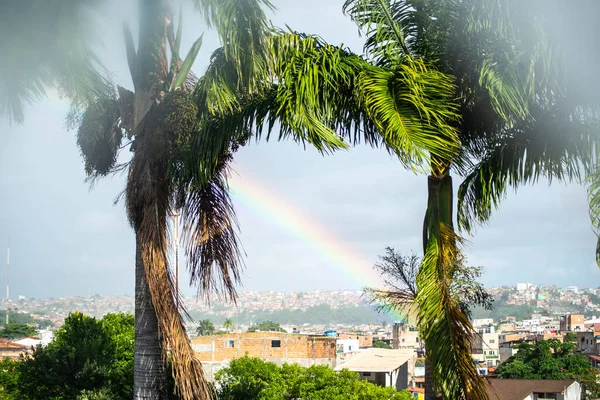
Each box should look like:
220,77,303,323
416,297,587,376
0,312,136,400
196,320,215,336
247,321,285,332
373,340,392,349
223,318,234,331
0,324,36,339
216,356,413,400
564,332,577,343
497,340,600,399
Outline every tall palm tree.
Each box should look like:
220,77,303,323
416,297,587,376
2,0,295,398
229,1,600,398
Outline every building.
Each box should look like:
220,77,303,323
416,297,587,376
473,318,494,327
485,379,580,400
335,348,414,391
394,324,421,349
472,329,500,367
499,339,521,364
576,331,600,354
336,333,372,348
192,332,336,381
560,314,585,332
0,340,27,360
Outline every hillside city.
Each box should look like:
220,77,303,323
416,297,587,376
5,283,600,330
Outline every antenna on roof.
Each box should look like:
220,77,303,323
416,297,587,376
6,235,9,326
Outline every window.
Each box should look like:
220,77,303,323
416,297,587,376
363,372,371,377
224,340,235,348
402,338,405,343
271,340,281,348
488,351,494,355
489,339,495,344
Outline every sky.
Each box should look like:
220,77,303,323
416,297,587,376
0,0,598,299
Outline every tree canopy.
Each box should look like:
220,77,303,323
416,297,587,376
0,323,37,339
247,321,285,333
0,312,136,400
496,339,600,399
216,356,412,400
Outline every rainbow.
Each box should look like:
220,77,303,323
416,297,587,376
229,171,412,323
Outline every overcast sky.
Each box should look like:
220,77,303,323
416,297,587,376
0,0,598,299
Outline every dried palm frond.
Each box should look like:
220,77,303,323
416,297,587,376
127,132,213,400
180,153,243,303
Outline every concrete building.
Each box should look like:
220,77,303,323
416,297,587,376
472,330,500,367
485,379,580,400
576,331,600,354
395,324,421,349
192,332,336,381
335,348,414,391
560,314,585,332
336,333,372,348
499,340,521,364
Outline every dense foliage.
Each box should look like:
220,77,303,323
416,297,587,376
0,323,37,339
496,339,600,399
247,321,285,333
216,356,412,400
196,319,216,336
0,312,135,400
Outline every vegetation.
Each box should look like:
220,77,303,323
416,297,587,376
496,339,600,399
216,356,412,400
0,324,37,339
196,320,215,336
247,321,285,333
0,312,136,400
373,340,392,349
0,312,35,326
190,304,394,327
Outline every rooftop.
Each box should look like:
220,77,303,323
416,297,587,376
485,379,577,400
335,348,414,373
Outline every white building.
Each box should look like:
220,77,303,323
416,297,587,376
335,348,414,391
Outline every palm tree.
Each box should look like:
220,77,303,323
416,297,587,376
3,0,292,398
197,320,216,336
223,318,234,332
234,1,600,398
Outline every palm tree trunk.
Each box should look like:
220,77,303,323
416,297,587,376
134,234,167,399
423,170,452,400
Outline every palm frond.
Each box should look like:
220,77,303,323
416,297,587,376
194,0,274,95
586,168,600,267
457,110,600,233
342,0,413,66
356,59,460,168
179,154,244,303
0,0,111,123
416,224,487,399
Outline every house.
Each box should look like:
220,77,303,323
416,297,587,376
0,339,27,360
192,332,336,381
485,379,581,400
335,348,414,391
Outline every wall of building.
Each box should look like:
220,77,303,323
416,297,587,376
337,333,372,348
192,332,336,363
